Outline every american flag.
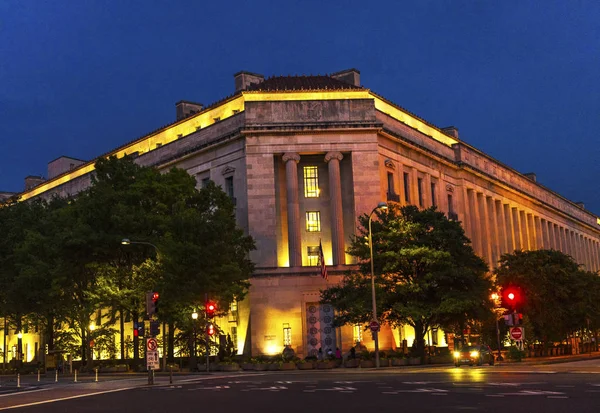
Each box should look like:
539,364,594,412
318,240,328,280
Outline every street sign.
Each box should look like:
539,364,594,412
147,337,158,351
369,320,380,332
146,350,159,370
510,327,524,340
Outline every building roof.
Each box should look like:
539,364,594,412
245,75,363,92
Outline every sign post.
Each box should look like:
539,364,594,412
146,337,159,384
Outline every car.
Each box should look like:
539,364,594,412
453,344,495,367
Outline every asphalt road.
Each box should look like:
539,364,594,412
1,360,600,412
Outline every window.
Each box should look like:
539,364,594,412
307,246,320,266
387,172,395,194
448,194,454,213
353,324,363,344
403,172,410,203
431,182,437,207
306,211,321,232
283,323,292,346
225,176,234,198
432,328,439,346
230,326,238,353
417,178,424,207
303,166,319,198
201,177,211,188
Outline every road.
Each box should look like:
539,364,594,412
1,359,599,412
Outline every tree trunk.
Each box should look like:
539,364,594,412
119,310,125,360
81,327,87,363
46,314,54,351
168,320,175,362
413,320,427,363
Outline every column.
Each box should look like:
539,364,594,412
424,174,433,208
547,221,556,250
282,153,302,267
540,219,549,249
410,168,420,207
468,189,483,257
504,204,516,253
512,208,522,250
584,237,592,270
558,227,565,254
564,228,572,257
325,152,345,266
520,211,530,250
495,200,508,255
459,185,471,238
478,193,493,265
528,214,538,250
534,216,544,250
554,225,562,253
594,241,600,272
488,197,501,265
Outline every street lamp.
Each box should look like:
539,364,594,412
191,311,198,371
368,201,388,369
491,293,504,362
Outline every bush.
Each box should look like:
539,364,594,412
506,346,526,362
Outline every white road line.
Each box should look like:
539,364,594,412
0,389,49,398
0,387,136,411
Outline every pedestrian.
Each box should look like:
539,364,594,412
350,346,356,359
318,347,323,360
335,347,342,359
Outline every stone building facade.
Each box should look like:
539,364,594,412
10,69,600,359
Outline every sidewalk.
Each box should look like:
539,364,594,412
500,350,600,366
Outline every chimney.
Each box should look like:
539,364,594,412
234,71,265,92
441,126,459,139
24,175,45,191
524,173,537,182
575,202,585,209
331,68,361,87
176,101,204,121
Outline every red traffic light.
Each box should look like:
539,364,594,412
206,323,215,336
205,301,217,319
502,287,521,310
152,292,159,302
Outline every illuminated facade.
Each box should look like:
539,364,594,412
9,69,600,359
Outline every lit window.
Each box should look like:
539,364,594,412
306,211,321,232
283,323,292,346
303,166,319,198
307,246,319,266
353,324,363,343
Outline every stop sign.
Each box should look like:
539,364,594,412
510,327,523,340
369,320,380,332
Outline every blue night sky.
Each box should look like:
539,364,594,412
1,1,599,214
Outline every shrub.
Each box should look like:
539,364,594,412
506,346,526,362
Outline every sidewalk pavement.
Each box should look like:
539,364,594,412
499,350,600,366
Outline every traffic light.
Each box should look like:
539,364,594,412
205,301,217,319
206,323,215,336
146,291,160,317
150,320,160,336
501,287,520,310
133,322,145,337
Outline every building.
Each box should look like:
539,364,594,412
8,69,600,360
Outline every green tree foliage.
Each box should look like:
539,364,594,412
494,249,600,344
321,205,492,359
0,156,254,364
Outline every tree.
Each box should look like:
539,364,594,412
321,205,492,360
494,249,600,346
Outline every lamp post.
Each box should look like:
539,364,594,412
16,331,23,370
88,323,96,368
368,201,388,369
491,293,503,361
191,311,198,371
121,238,161,384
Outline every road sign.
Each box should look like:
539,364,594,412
369,320,380,332
147,337,158,351
146,350,159,370
510,327,524,340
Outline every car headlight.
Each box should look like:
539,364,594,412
470,351,479,358
453,351,461,358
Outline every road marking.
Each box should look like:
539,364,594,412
547,396,568,399
0,389,49,398
555,385,574,388
0,387,136,411
486,395,505,397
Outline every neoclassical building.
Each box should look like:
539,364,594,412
6,69,600,360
